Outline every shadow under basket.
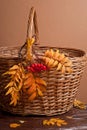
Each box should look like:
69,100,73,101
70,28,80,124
0,46,86,116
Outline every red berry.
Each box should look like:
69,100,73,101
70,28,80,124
30,67,35,72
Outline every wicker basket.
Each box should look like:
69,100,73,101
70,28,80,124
0,7,87,116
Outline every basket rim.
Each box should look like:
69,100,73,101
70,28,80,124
0,45,86,58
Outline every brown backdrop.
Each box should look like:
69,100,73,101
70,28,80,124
0,0,87,103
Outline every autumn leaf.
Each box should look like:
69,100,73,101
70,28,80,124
23,72,47,101
28,92,37,101
35,77,47,86
43,118,67,127
42,49,72,74
3,63,25,106
9,123,21,128
9,65,19,70
5,87,13,95
74,99,86,109
37,88,43,96
27,83,36,95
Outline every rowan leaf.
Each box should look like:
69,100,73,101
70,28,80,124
5,81,14,89
5,87,13,95
42,49,72,74
9,123,21,128
28,92,37,101
3,70,16,75
35,77,47,86
27,83,36,95
37,88,43,96
24,77,35,86
25,73,33,79
9,65,19,70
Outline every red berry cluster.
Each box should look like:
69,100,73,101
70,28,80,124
27,63,48,73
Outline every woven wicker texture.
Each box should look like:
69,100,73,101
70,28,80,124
0,46,86,116
0,7,87,116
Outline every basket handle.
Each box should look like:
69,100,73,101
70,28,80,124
19,7,39,59
26,7,39,42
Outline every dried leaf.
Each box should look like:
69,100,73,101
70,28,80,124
35,77,47,86
24,76,35,86
47,58,54,66
9,65,19,70
9,123,20,128
43,49,72,74
4,63,25,106
25,73,33,79
43,118,67,127
3,70,16,75
37,88,43,96
18,80,23,90
5,87,13,95
56,63,62,71
52,60,58,67
28,92,37,101
27,83,36,95
5,81,14,89
74,99,86,109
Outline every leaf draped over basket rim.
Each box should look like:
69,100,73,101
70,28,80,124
2,38,72,106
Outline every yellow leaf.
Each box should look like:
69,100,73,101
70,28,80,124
54,50,60,59
62,57,69,63
18,80,23,90
47,58,54,66
52,60,58,67
58,53,65,61
10,99,17,106
74,99,86,109
43,120,48,125
56,63,62,71
35,78,47,86
3,70,16,75
45,57,50,65
9,65,19,70
9,123,20,128
45,50,50,57
50,49,54,57
56,123,61,127
5,81,13,89
5,87,13,95
16,72,21,81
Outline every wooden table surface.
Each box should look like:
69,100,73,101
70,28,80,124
0,107,87,130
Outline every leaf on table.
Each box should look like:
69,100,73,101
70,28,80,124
43,118,68,127
9,123,21,128
73,99,86,109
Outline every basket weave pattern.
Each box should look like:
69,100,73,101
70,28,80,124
0,46,86,116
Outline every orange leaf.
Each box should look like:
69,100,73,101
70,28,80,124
35,78,47,86
24,77,35,86
9,123,20,128
27,83,36,95
37,88,43,96
28,92,37,101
